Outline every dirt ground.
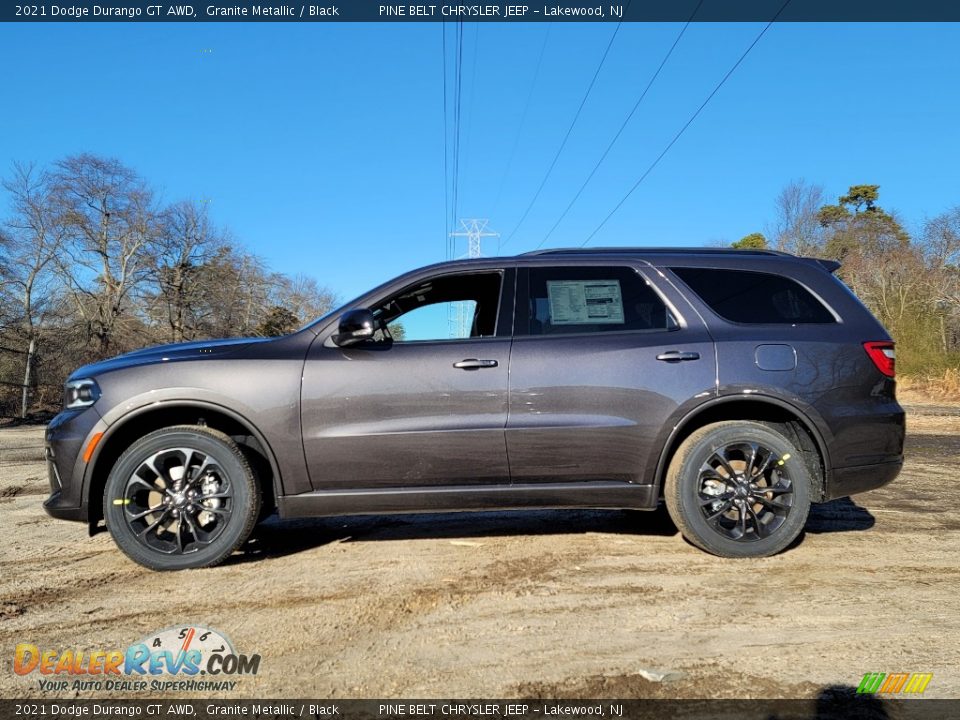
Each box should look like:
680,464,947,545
1,391,958,701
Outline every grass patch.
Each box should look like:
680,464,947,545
899,368,960,401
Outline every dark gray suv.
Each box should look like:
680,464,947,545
44,248,905,569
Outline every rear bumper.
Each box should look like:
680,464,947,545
823,459,903,501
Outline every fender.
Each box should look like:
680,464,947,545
82,398,288,520
649,391,834,498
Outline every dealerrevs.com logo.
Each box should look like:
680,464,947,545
14,625,261,693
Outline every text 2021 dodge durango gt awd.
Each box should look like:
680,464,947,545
44,248,905,570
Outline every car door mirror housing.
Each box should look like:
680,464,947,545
333,308,376,347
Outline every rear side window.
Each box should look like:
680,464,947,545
522,266,677,336
671,267,835,324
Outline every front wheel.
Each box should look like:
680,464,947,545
104,426,260,571
664,421,812,558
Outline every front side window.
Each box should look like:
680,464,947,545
521,266,677,336
371,271,502,343
671,267,835,324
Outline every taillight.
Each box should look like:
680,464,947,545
863,341,896,378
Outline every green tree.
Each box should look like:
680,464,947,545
818,184,909,260
732,232,768,250
817,184,936,371
839,184,880,212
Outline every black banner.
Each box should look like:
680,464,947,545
2,699,959,720
4,0,960,23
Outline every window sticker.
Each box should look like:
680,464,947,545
547,280,624,325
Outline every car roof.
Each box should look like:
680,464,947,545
410,247,839,275
516,247,840,273
520,247,790,258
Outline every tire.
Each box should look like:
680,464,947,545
664,421,812,558
103,425,260,571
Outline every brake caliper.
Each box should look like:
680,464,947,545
197,474,221,526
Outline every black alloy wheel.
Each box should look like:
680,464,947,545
104,426,259,570
665,421,812,558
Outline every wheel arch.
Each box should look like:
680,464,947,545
652,395,831,502
85,401,281,532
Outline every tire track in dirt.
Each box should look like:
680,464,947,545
517,669,824,700
0,480,46,497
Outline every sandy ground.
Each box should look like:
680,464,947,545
1,391,958,701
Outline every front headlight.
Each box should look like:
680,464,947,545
65,378,101,409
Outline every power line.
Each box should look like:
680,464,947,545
499,19,626,251
579,1,790,247
490,25,552,220
534,0,703,250
442,24,450,258
451,23,465,245
459,23,482,214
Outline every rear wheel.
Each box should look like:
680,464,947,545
103,426,260,571
664,421,811,558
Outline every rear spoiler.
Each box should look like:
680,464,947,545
810,258,841,274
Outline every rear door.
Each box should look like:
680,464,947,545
505,263,716,485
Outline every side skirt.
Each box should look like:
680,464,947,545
278,481,657,519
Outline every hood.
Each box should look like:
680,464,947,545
68,336,272,380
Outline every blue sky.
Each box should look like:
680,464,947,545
1,22,958,302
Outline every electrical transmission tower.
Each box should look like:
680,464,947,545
448,219,499,338
450,218,498,260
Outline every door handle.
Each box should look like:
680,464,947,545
453,358,499,370
656,350,700,362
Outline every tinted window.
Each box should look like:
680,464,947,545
672,268,835,324
372,271,502,342
522,266,676,336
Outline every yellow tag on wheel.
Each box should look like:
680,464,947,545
112,498,130,505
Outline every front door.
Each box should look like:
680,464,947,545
301,269,513,489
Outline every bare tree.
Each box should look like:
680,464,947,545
51,154,159,357
269,273,337,325
0,153,346,415
768,179,825,256
146,200,228,342
0,163,66,417
920,208,960,352
176,245,271,338
922,208,960,270
251,273,338,337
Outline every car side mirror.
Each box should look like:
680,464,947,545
333,308,376,347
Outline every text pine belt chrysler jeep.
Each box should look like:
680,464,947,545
44,248,905,570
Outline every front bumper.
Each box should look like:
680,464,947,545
43,406,103,523
43,491,87,521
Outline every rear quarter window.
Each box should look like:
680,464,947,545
671,267,835,324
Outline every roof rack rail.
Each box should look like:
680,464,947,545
520,247,795,257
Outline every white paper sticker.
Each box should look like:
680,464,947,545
547,280,625,325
